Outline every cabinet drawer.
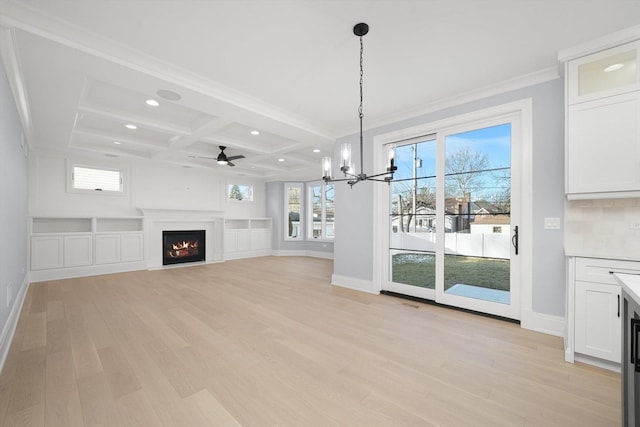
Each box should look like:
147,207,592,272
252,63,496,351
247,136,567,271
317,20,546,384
576,257,640,284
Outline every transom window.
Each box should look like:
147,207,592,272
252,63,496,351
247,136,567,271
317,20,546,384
69,165,124,193
228,184,253,201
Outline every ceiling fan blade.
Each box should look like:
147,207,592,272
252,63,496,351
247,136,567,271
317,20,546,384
226,155,245,161
227,161,236,167
188,155,216,160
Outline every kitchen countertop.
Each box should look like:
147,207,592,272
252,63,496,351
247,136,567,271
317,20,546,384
564,251,640,262
614,273,640,304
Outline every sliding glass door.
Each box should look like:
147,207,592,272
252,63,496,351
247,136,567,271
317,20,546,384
383,118,520,320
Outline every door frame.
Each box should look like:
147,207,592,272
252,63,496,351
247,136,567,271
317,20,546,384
372,99,532,321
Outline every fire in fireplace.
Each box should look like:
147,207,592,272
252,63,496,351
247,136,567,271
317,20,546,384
162,230,206,265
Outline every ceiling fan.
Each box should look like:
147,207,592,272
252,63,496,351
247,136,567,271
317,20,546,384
189,146,245,167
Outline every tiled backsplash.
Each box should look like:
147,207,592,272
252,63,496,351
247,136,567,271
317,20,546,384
565,198,640,259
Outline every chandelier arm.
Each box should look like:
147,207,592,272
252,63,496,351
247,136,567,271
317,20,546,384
366,171,395,179
323,177,356,183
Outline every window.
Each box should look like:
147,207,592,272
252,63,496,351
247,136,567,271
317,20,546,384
307,181,334,240
69,165,124,194
228,184,253,201
285,183,303,240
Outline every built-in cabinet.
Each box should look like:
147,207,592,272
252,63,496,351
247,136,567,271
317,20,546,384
30,217,144,279
224,218,272,260
566,257,640,370
562,39,640,199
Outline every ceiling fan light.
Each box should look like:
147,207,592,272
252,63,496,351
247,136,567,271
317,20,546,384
217,159,228,165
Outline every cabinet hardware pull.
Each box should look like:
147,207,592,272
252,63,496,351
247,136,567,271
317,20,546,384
636,321,640,373
512,226,519,255
618,295,621,318
631,319,640,367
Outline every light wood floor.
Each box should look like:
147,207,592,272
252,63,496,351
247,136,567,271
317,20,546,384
0,256,620,426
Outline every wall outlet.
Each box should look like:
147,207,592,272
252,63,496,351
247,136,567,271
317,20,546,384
544,217,561,230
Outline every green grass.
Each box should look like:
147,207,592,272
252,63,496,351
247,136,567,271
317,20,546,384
391,252,510,291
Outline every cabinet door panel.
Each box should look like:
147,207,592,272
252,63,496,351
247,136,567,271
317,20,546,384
63,235,93,267
121,234,144,262
95,234,121,264
31,236,63,270
575,281,622,362
567,92,640,194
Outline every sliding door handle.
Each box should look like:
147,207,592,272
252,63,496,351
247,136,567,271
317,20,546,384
512,225,519,255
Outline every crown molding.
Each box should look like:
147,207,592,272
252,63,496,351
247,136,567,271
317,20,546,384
0,26,32,145
339,66,559,138
558,24,640,62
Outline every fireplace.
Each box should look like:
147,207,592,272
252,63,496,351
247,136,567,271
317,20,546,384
162,230,206,265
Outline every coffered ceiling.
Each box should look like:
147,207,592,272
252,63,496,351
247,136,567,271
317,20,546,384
1,0,639,180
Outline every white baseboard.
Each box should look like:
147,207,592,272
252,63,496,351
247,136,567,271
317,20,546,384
224,249,273,261
0,274,30,374
271,250,333,260
29,261,148,282
331,274,378,295
574,353,620,373
520,309,565,337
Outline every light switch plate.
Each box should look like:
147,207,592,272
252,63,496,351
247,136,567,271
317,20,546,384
544,217,561,230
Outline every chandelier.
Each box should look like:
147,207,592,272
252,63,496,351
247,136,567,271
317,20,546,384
322,22,396,187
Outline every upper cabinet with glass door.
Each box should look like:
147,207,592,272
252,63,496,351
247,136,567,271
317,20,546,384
561,33,640,199
568,40,640,105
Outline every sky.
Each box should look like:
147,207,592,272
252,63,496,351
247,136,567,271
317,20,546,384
391,122,511,200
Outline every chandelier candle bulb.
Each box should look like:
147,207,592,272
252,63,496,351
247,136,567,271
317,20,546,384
322,156,333,180
387,146,396,172
340,143,352,171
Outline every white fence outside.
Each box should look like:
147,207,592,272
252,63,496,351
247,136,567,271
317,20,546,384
391,231,510,259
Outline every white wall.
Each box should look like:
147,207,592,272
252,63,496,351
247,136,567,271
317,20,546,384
0,59,29,361
29,152,266,219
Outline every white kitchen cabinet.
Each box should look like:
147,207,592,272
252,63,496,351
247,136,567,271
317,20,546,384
566,257,640,369
562,38,640,199
566,92,640,195
574,280,621,363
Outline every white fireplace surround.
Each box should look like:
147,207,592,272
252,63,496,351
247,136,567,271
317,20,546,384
141,208,224,269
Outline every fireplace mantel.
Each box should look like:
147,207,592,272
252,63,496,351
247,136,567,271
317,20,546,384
140,208,223,220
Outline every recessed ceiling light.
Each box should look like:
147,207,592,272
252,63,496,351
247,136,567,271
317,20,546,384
156,89,182,101
604,63,624,72
125,124,137,130
313,149,320,153
250,130,260,135
278,158,285,162
145,99,159,107
113,141,122,145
